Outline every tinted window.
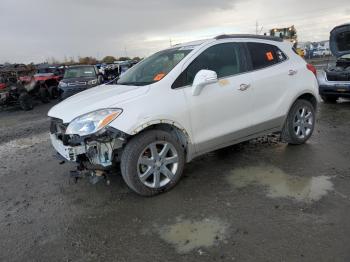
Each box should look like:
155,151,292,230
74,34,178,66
247,42,287,70
172,43,245,88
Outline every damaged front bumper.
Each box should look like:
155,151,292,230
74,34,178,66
50,118,127,170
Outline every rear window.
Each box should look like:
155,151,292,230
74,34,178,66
247,42,287,70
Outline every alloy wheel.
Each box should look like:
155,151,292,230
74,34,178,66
137,141,179,189
293,106,314,139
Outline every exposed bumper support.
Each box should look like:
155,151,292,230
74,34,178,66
50,127,127,169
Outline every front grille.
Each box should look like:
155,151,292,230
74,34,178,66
68,82,87,87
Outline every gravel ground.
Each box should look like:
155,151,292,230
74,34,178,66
0,100,350,262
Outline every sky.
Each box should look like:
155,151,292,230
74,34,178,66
0,0,349,63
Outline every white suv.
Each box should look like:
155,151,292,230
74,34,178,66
48,34,319,196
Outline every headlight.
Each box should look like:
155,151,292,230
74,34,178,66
88,79,98,85
59,81,67,88
66,109,122,136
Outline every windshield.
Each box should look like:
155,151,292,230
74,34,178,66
117,47,193,86
64,66,96,79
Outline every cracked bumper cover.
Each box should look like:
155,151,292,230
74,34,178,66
50,119,127,169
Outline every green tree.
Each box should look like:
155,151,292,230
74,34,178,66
78,56,97,65
102,56,117,63
132,57,142,61
118,57,131,61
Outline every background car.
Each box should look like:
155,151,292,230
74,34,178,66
58,65,103,99
317,23,350,103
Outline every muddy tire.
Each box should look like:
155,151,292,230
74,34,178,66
19,93,33,111
321,95,338,104
48,86,59,99
120,130,185,196
281,99,316,145
39,87,50,103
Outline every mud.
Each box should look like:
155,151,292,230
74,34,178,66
1,101,350,261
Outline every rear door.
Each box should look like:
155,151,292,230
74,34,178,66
243,42,292,130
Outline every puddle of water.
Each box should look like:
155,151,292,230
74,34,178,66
227,166,333,202
158,217,228,253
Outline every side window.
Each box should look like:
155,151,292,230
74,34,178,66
247,42,287,70
172,43,245,88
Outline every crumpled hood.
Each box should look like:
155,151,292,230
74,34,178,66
48,84,149,123
330,23,350,57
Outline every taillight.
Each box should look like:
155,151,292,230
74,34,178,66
306,64,317,77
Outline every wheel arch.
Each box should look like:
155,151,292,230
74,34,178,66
129,121,194,163
295,92,318,110
281,92,318,130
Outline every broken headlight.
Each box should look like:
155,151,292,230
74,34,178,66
66,109,122,136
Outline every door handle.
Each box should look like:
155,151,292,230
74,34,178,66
288,69,298,76
239,83,250,91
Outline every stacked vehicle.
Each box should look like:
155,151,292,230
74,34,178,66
0,66,34,110
0,64,64,110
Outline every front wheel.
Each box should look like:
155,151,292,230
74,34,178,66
39,87,50,103
281,99,316,145
19,93,33,111
48,86,59,99
120,130,185,196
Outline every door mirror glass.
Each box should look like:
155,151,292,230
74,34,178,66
192,70,218,96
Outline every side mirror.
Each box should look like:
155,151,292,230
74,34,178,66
192,70,218,96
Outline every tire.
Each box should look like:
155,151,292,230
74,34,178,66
281,99,316,145
98,75,104,85
48,86,59,99
321,95,338,104
120,130,185,196
19,93,33,111
39,87,50,103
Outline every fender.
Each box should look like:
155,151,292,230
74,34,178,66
130,118,196,163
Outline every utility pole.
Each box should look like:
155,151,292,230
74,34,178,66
124,47,128,58
255,20,263,35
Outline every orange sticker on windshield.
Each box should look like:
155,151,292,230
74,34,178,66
266,52,274,61
154,73,166,81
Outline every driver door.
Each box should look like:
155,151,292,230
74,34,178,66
175,42,254,154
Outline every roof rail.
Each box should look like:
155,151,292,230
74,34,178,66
215,34,283,42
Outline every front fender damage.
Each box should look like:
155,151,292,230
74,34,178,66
50,118,129,183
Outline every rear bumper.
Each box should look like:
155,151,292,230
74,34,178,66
317,71,350,97
319,84,350,97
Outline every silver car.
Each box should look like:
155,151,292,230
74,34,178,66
317,23,350,103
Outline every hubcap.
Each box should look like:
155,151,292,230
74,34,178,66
137,141,179,189
293,106,313,139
